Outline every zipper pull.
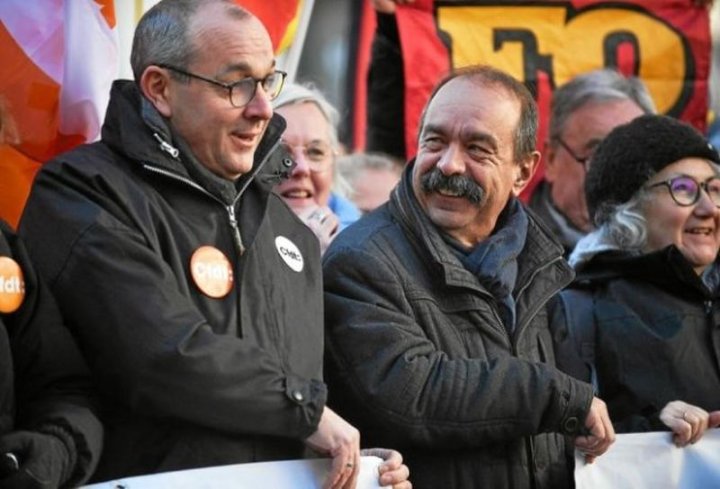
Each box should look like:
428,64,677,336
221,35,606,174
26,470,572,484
227,205,246,255
153,133,180,158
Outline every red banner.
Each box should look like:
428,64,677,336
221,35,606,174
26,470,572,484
393,0,712,198
237,0,300,52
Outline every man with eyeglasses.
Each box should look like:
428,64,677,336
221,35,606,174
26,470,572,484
17,1,410,487
529,69,654,255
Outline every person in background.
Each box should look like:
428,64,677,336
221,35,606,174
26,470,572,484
0,99,102,489
364,0,411,160
336,152,403,215
530,69,654,255
273,82,360,253
0,221,104,489
18,1,409,487
553,114,720,445
323,64,614,489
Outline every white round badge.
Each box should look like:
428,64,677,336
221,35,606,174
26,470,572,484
275,236,304,272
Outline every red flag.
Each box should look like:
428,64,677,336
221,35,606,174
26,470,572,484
236,0,301,53
389,0,712,200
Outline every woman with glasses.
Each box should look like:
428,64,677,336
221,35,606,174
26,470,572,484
552,114,720,447
273,83,360,254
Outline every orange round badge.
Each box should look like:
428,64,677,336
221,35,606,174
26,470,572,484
0,256,25,313
190,246,234,298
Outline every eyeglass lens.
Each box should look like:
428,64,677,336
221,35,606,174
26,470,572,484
668,176,720,206
231,72,285,107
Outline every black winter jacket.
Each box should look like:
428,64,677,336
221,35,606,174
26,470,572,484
19,81,326,481
323,170,594,489
0,220,102,486
553,246,720,433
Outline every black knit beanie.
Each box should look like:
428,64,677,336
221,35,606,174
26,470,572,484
586,114,720,225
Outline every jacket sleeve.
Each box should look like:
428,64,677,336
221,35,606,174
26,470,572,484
548,291,668,435
1,221,103,487
323,244,594,450
18,172,325,442
365,12,406,160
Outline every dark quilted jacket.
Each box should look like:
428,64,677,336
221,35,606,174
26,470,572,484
323,169,595,489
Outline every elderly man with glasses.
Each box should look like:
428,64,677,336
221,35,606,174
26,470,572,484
18,1,411,487
529,69,654,255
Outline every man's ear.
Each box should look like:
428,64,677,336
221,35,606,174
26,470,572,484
512,150,541,196
139,66,173,117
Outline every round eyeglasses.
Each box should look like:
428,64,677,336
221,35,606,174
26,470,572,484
158,64,287,108
646,175,720,207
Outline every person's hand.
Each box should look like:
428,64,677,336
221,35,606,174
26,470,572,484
371,0,415,14
574,397,615,464
298,205,340,255
361,448,411,489
659,400,720,447
0,431,71,488
305,407,361,489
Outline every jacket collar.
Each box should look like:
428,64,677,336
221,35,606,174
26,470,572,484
576,245,720,298
101,80,290,203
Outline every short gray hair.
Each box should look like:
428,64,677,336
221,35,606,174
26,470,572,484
549,69,655,144
272,82,341,151
130,0,249,82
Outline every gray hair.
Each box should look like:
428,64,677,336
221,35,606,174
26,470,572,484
272,82,349,193
130,0,249,82
549,69,655,144
272,82,341,151
418,65,538,163
596,191,650,250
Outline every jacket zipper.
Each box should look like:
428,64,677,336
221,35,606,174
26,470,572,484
226,204,245,254
142,164,246,255
144,133,281,257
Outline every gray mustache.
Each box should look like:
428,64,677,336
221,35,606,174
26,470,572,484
420,169,484,204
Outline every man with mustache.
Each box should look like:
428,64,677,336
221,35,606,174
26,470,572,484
322,65,614,489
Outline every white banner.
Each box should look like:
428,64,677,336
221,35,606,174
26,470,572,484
575,429,720,488
82,456,387,489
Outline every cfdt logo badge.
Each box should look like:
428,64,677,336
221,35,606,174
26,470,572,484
0,256,25,313
190,246,234,298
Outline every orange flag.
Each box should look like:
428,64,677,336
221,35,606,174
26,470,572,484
0,0,118,228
